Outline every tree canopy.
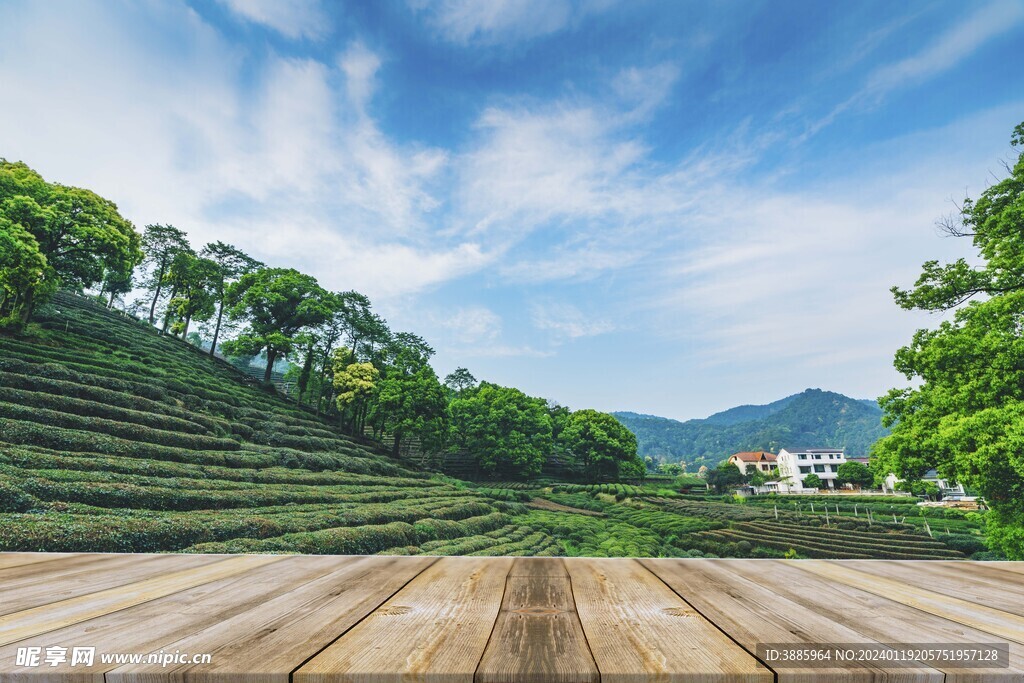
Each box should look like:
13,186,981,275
222,268,332,382
873,121,1024,559
0,160,140,324
559,409,643,480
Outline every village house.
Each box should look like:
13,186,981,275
727,451,777,475
776,447,846,491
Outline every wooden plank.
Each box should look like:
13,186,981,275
0,555,335,682
105,555,435,683
642,558,943,682
984,562,1024,577
295,556,513,683
0,554,224,616
733,560,1024,682
795,561,1024,645
567,558,771,682
0,553,76,572
0,554,283,646
475,558,598,683
839,560,1024,618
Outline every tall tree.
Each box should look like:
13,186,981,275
443,367,477,394
0,160,141,322
165,253,219,338
366,333,447,455
873,121,1024,559
140,224,190,325
0,218,53,325
222,268,332,382
559,409,642,481
449,382,553,479
199,241,263,356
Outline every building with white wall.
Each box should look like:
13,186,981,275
776,447,846,490
727,451,777,476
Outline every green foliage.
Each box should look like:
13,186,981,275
223,268,332,382
0,160,141,324
802,473,822,490
449,382,553,478
874,121,1024,559
836,461,873,488
705,462,747,493
559,409,643,480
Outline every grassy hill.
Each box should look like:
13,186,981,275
0,294,989,560
614,389,889,469
0,292,562,555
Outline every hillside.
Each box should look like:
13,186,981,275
614,389,888,468
0,295,985,560
0,293,562,555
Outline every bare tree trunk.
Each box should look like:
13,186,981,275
148,263,166,325
209,299,224,356
264,348,277,383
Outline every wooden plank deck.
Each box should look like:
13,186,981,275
0,553,1021,682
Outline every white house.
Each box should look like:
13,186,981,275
883,469,967,499
776,447,846,490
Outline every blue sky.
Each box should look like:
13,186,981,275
1,0,1023,419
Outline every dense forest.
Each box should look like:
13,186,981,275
614,389,889,469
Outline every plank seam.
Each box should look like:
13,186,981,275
565,560,602,683
641,560,779,683
285,556,440,683
471,557,516,683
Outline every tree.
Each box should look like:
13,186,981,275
0,160,141,322
658,462,683,477
332,350,379,434
200,241,263,356
99,264,133,309
560,409,642,481
0,218,53,326
140,224,190,324
222,268,332,382
705,462,746,493
449,382,553,479
164,253,220,338
443,367,477,393
802,473,822,490
873,121,1024,559
836,461,873,489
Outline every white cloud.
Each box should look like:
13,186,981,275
217,0,328,39
444,306,503,343
409,0,615,45
339,42,383,112
806,1,1024,138
0,1,455,301
532,301,614,340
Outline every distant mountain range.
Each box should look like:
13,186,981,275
613,389,888,470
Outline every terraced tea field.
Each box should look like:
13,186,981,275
0,294,995,559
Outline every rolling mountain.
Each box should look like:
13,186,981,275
614,389,888,470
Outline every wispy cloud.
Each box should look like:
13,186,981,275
805,1,1024,139
217,0,328,40
409,0,615,45
532,301,614,340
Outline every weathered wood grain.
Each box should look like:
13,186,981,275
796,560,1024,645
0,555,283,647
736,560,1024,683
838,560,1024,617
0,553,223,616
475,558,598,683
643,558,943,682
0,557,315,683
567,558,771,682
105,555,435,683
0,553,76,572
295,556,513,683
